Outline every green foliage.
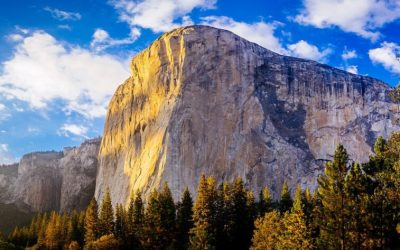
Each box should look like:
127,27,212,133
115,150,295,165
4,135,400,250
258,186,273,216
189,175,218,250
176,188,193,250
84,198,99,244
279,181,292,213
98,189,114,237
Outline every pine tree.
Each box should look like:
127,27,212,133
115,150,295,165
114,204,125,240
189,175,218,250
98,188,114,237
318,144,350,250
142,189,162,249
84,198,99,244
176,188,194,250
258,186,273,216
158,183,177,248
345,162,369,250
223,177,254,250
279,181,292,213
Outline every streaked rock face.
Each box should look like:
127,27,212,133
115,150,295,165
2,139,100,212
95,25,399,204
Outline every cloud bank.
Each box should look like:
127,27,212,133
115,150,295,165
0,31,129,118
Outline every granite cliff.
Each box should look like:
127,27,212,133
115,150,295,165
0,138,100,212
95,25,400,205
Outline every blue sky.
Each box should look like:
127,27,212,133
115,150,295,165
0,0,399,163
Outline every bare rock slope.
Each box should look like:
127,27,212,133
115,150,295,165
95,25,400,204
0,139,100,212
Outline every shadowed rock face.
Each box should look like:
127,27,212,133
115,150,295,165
96,25,400,204
0,139,101,212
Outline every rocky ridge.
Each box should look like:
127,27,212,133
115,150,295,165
0,138,100,212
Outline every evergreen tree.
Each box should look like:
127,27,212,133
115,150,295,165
176,188,194,250
258,186,273,216
190,175,218,250
114,204,125,240
345,162,369,250
125,191,144,249
141,184,176,249
279,181,292,213
98,189,114,237
158,183,177,248
318,144,350,250
84,198,99,244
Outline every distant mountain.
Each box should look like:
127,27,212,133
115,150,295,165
0,138,100,213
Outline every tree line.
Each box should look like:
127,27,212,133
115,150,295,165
2,134,400,250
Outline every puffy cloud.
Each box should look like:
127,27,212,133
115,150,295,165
287,40,331,62
201,16,287,54
342,49,357,60
0,144,17,164
44,7,81,21
110,0,216,33
90,28,140,51
59,124,88,138
369,42,400,74
295,0,400,40
0,31,129,118
346,65,358,74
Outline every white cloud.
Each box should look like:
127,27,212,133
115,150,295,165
90,28,140,51
110,0,216,33
0,31,129,118
346,65,358,74
287,40,331,62
0,144,17,164
0,103,10,122
7,34,24,42
58,25,72,30
59,124,88,138
369,42,400,74
342,49,357,60
295,0,400,40
201,16,287,54
44,7,81,21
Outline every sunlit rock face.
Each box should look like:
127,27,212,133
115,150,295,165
9,139,100,212
96,25,400,204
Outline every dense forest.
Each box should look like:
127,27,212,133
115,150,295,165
1,134,400,250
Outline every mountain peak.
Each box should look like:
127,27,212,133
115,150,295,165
96,26,400,205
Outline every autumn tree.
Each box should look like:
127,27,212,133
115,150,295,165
278,185,313,249
250,210,283,250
